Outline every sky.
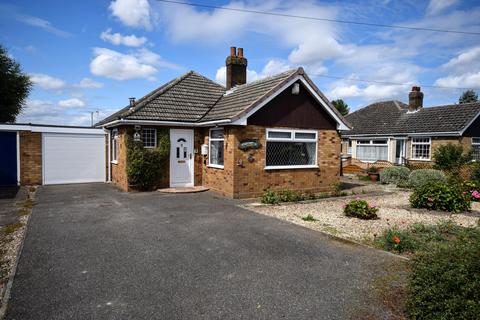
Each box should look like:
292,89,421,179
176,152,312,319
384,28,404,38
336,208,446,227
1,0,479,126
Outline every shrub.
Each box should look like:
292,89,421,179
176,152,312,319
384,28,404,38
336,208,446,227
278,190,303,202
409,182,471,213
407,228,480,320
126,129,169,190
343,199,379,220
380,166,410,185
462,181,480,202
366,166,379,174
433,143,472,172
261,189,280,204
376,227,416,253
472,163,480,183
407,169,446,188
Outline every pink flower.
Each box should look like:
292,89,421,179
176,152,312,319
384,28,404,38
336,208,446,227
427,197,433,202
472,191,480,199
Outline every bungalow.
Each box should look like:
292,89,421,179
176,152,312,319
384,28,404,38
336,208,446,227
96,47,350,198
341,87,480,166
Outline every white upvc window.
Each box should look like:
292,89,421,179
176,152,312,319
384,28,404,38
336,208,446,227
411,137,431,160
355,139,388,162
472,138,480,161
142,128,157,148
111,129,118,163
209,128,224,168
265,128,318,169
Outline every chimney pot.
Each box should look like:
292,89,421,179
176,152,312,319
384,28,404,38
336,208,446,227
408,86,423,112
225,46,247,90
129,97,136,108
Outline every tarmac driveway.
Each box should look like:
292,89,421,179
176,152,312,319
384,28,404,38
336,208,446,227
7,184,406,320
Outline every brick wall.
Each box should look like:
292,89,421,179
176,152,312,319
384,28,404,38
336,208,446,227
198,125,341,198
232,126,340,198
19,131,42,185
111,126,129,191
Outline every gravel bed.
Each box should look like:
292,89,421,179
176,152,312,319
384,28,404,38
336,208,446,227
244,189,480,244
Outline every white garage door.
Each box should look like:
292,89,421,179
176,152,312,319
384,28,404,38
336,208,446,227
43,133,105,185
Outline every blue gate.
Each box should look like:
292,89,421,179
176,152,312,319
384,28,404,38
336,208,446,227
0,132,17,186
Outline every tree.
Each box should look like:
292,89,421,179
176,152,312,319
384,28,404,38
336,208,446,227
331,99,349,116
0,45,32,122
459,90,478,104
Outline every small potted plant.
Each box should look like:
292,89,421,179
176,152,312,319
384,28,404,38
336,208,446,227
367,166,380,182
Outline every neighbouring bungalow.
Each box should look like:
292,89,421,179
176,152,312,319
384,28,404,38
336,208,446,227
96,47,350,198
341,87,480,167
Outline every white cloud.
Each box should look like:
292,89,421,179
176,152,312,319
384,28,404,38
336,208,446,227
76,77,104,89
441,46,480,73
30,73,67,90
58,98,85,108
17,99,115,126
434,72,480,88
427,0,458,16
90,47,158,80
215,59,292,86
109,0,152,29
16,14,71,37
100,28,147,47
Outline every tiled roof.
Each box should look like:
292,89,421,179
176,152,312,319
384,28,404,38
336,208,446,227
201,69,298,121
96,67,349,128
343,101,480,136
96,71,225,125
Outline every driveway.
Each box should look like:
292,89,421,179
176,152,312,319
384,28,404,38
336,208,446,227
7,184,406,319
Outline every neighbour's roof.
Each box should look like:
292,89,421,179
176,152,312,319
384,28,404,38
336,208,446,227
96,67,349,129
343,101,480,136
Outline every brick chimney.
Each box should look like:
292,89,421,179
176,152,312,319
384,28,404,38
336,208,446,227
408,86,423,112
226,46,247,90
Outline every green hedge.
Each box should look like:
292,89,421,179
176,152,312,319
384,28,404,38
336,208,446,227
409,182,471,213
407,228,480,319
380,166,410,186
408,169,446,189
126,128,169,190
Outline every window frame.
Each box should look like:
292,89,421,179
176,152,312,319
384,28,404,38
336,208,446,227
111,129,118,164
142,128,157,148
411,137,431,161
355,139,389,162
265,128,318,170
472,137,480,161
208,127,225,169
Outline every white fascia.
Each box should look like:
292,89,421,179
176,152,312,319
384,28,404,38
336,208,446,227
99,119,232,128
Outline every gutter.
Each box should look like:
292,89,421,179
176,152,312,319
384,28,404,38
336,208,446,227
342,132,463,138
98,118,233,128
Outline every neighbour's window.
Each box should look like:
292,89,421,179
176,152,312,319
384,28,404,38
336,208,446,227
265,129,317,168
142,128,157,148
356,139,388,162
111,129,118,162
411,137,431,160
209,128,224,168
472,138,480,161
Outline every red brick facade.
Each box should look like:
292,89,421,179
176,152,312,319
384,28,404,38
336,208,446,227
110,125,341,198
19,131,42,185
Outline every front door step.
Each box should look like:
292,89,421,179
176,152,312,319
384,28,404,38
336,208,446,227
157,186,209,194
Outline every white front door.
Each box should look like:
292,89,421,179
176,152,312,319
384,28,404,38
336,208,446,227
169,129,194,187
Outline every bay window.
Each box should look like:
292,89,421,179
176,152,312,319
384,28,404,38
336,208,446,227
411,137,431,160
356,139,388,162
209,128,224,168
265,129,317,169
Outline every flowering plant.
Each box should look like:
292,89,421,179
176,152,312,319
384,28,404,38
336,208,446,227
343,198,379,220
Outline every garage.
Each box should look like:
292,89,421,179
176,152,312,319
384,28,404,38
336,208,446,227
43,133,105,185
0,124,107,186
0,131,18,186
